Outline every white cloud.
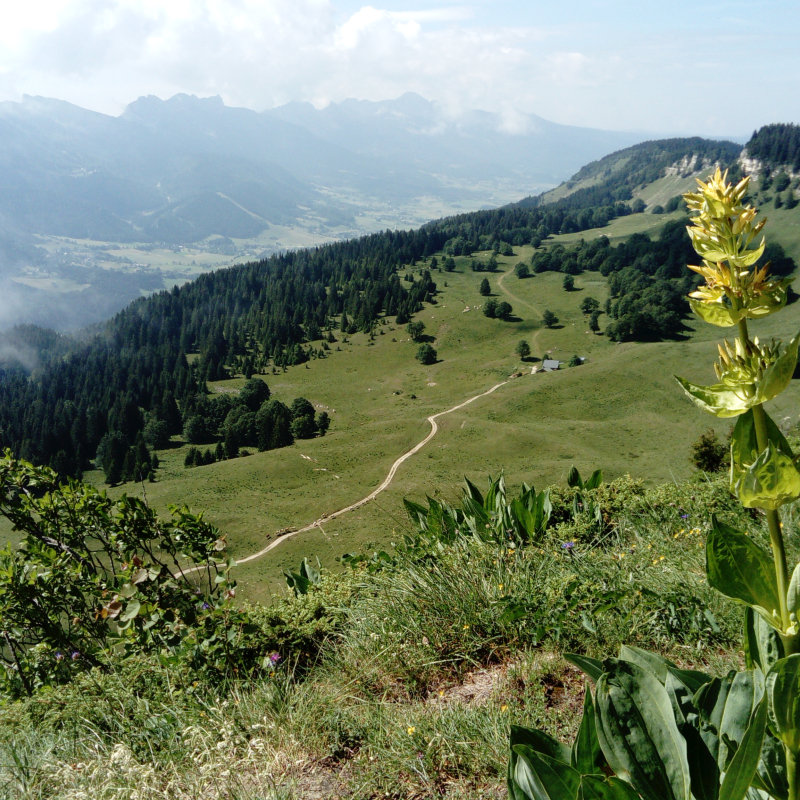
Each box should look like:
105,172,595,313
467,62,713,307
0,1,796,135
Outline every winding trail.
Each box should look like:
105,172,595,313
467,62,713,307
229,379,511,568
190,266,538,573
496,267,547,359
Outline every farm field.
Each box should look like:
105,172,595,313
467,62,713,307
68,211,800,601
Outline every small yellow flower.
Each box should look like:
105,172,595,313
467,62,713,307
660,556,665,561
501,704,509,712
407,726,415,735
498,584,504,590
439,690,445,697
463,624,470,630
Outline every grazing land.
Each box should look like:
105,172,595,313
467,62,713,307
71,201,800,601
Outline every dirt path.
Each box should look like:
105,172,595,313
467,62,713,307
187,265,537,574
496,266,546,358
223,379,511,569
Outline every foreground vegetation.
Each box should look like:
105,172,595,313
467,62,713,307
0,461,753,798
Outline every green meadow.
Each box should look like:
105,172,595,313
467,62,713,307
69,199,800,601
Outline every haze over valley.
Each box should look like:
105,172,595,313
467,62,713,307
0,91,642,329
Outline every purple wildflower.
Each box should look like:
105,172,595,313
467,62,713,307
681,514,689,519
202,602,211,610
269,652,281,665
71,651,80,661
562,541,575,551
55,651,64,662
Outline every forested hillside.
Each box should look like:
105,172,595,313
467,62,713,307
0,137,749,478
745,123,800,171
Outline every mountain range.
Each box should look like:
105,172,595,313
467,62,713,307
0,92,642,247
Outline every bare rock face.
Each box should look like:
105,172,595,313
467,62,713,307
739,150,800,178
664,153,718,177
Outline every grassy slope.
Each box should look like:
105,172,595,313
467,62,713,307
55,198,800,602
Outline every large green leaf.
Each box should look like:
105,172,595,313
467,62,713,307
511,724,572,764
674,375,750,418
705,517,781,627
736,442,800,510
568,466,583,490
463,476,484,505
751,730,788,800
766,654,800,754
572,689,605,776
729,409,794,500
689,297,740,328
511,498,540,542
619,645,675,683
578,776,641,800
667,667,713,695
719,670,765,771
758,330,800,405
665,672,719,800
744,606,785,672
694,673,735,765
512,746,581,800
595,660,692,800
584,469,604,491
719,696,768,800
566,653,605,683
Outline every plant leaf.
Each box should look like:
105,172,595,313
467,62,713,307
619,645,675,683
584,469,603,491
512,745,581,800
766,654,800,754
572,689,604,776
728,410,793,498
578,775,641,800
705,516,781,628
757,330,800,405
736,441,800,510
667,667,713,694
511,725,571,765
664,672,719,800
566,653,605,683
744,606,785,672
568,466,583,490
674,375,749,418
719,695,768,800
719,670,765,771
751,730,789,800
689,297,740,327
595,660,692,800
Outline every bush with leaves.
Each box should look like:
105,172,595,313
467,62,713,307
415,343,437,365
542,309,558,328
0,453,265,698
690,428,728,472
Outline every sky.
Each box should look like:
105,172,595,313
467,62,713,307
0,0,798,137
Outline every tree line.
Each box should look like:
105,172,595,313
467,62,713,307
0,231,441,478
527,218,795,341
747,123,800,172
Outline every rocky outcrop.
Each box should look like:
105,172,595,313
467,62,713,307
739,150,799,178
664,154,717,177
